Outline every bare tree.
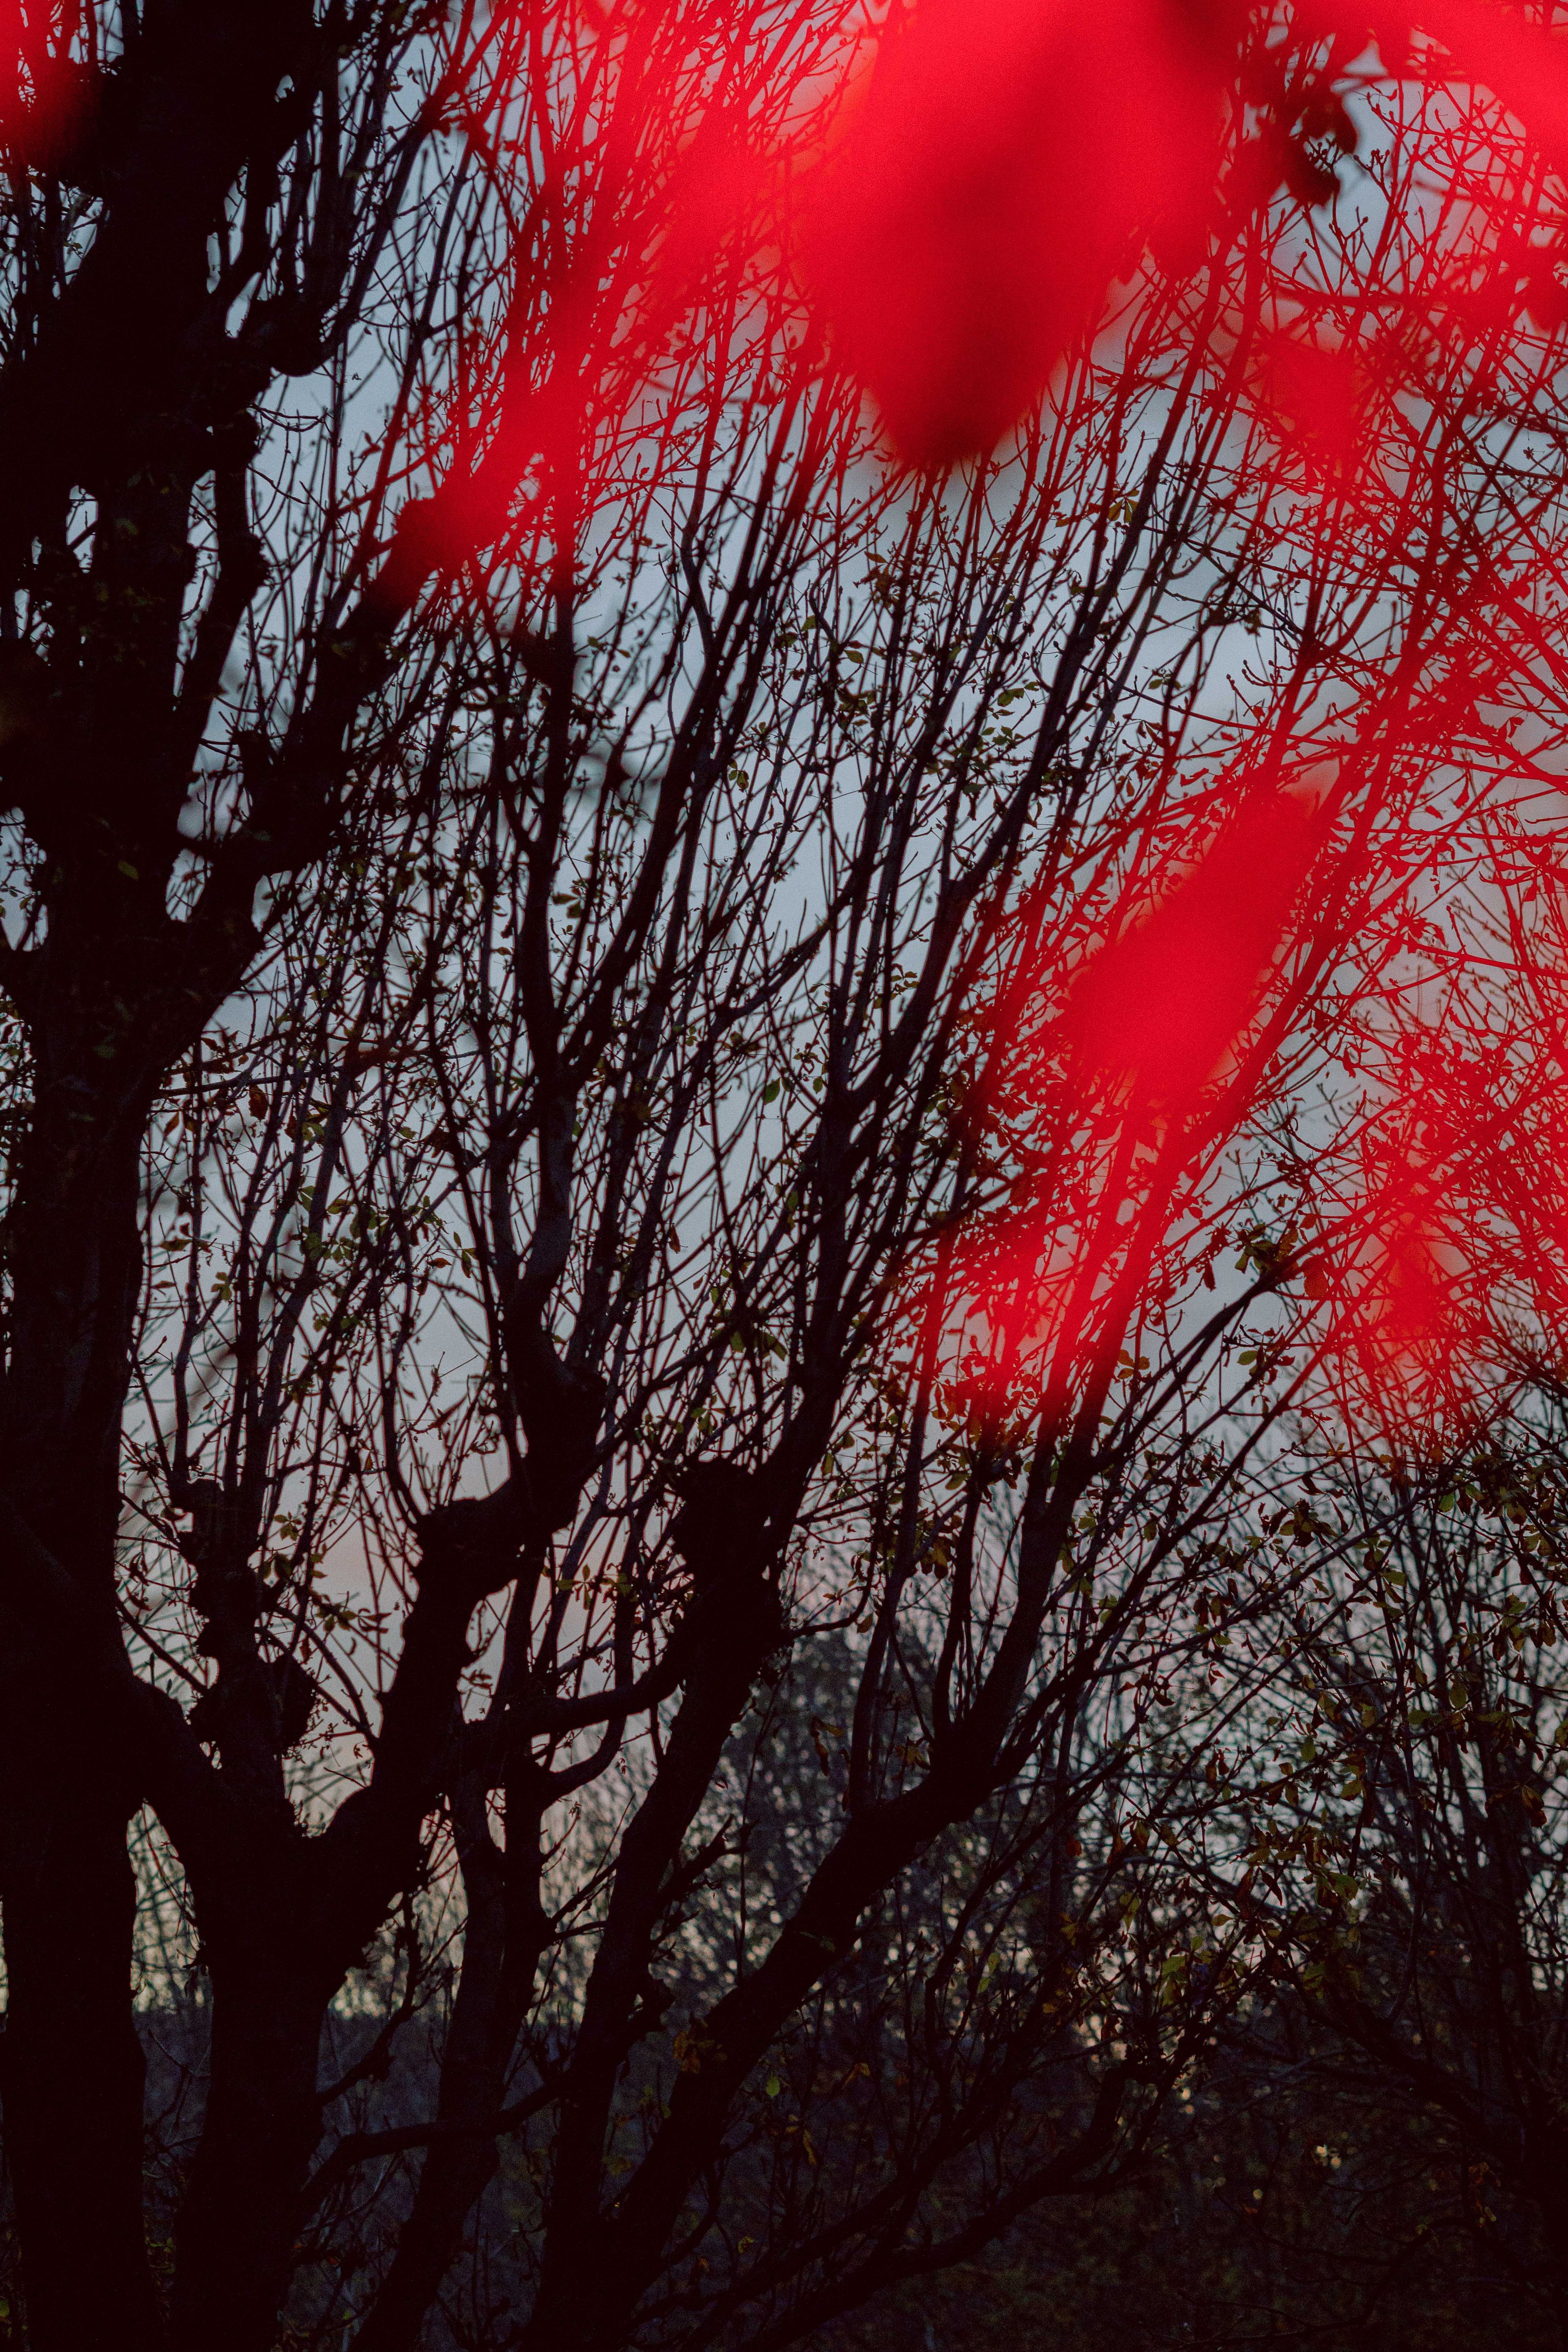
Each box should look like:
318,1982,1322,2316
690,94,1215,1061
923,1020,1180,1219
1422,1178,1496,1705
6,7,1568,2351
1203,1423,1568,2333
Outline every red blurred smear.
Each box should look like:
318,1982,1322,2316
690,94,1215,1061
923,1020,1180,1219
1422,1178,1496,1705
1063,791,1323,1109
802,0,1224,465
1367,1216,1460,1361
898,790,1325,1436
1312,1149,1491,1444
1419,0,1568,171
1522,244,1568,333
0,3,95,174
1255,332,1372,476
1352,1208,1480,1436
393,76,769,587
796,0,1568,468
652,115,767,304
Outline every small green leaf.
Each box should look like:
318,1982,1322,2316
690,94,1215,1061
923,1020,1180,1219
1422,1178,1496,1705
764,2073,781,2099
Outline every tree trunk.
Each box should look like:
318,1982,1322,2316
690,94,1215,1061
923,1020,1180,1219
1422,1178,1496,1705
0,1073,168,2346
0,1727,164,2352
351,1774,547,2352
168,1972,326,2352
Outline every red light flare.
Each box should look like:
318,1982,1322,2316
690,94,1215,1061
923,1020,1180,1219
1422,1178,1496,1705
367,7,792,601
905,788,1328,1432
470,92,773,531
0,3,95,172
924,1216,1086,1440
1251,331,1389,483
1419,0,1568,168
801,0,1226,466
377,0,1568,592
1060,790,1325,1113
798,0,1568,467
1314,1173,1490,1445
1306,1021,1511,1448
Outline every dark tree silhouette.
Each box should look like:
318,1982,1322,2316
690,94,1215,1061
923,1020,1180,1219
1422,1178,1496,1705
4,7,1568,2351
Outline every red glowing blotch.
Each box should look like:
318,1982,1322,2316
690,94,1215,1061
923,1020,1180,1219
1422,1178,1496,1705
1063,792,1322,1108
0,3,95,173
803,0,1223,464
